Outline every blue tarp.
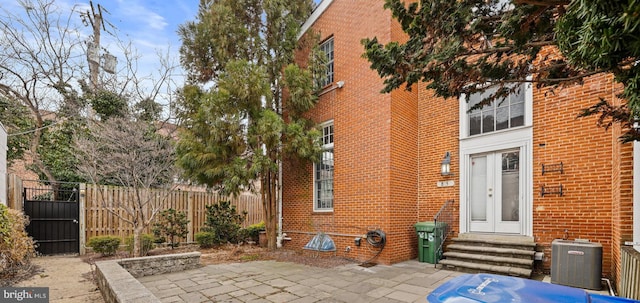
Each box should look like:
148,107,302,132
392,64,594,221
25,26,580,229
303,233,336,252
427,274,640,303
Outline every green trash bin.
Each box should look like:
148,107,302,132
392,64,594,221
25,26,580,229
414,221,446,264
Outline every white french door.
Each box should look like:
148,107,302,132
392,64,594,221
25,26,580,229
469,149,521,234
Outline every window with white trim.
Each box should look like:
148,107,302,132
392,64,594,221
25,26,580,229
318,37,334,87
314,122,334,211
467,84,525,136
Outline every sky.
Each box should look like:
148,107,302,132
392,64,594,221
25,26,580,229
77,0,201,80
0,0,201,113
90,0,200,58
0,0,321,116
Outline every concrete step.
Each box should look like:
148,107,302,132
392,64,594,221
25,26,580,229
443,252,533,269
439,259,532,278
446,244,536,259
452,237,536,251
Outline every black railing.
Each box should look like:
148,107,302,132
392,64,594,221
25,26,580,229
433,199,455,267
22,180,80,202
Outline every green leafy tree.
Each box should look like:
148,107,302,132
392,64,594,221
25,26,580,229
134,98,163,122
0,97,34,164
152,208,189,248
88,90,129,121
176,0,323,250
362,0,640,141
36,119,87,184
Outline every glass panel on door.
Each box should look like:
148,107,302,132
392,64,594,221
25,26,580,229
501,152,520,222
468,150,522,234
470,155,487,221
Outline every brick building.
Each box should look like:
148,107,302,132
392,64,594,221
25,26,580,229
282,0,638,289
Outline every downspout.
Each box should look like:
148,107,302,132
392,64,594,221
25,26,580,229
277,88,284,248
277,159,284,248
633,140,639,252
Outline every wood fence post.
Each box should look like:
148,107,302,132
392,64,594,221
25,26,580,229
79,183,86,255
187,191,194,243
7,174,23,211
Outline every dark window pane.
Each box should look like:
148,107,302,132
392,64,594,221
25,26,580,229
496,107,509,130
510,103,524,127
468,93,482,113
469,114,481,135
482,111,495,133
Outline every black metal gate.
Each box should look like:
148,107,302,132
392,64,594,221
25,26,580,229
23,183,80,255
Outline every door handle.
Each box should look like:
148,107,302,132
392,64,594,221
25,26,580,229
73,219,78,224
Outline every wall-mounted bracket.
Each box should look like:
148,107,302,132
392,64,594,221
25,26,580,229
541,184,563,197
542,162,564,175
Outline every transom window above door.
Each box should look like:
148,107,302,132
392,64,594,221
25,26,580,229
467,84,526,136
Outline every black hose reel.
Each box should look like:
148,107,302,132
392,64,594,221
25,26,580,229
360,229,386,266
366,229,386,248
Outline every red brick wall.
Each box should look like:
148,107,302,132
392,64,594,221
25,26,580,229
532,73,616,277
286,2,633,278
608,80,634,287
416,87,460,233
386,14,420,264
283,0,421,264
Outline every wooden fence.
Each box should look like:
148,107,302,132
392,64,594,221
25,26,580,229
620,246,640,300
7,174,23,211
83,184,264,244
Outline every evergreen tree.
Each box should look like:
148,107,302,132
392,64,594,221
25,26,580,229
176,0,322,250
363,0,640,141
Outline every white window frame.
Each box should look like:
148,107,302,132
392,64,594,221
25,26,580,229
459,83,533,139
314,121,334,212
458,82,534,236
318,37,334,88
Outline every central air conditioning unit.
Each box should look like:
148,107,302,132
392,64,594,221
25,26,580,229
551,239,602,290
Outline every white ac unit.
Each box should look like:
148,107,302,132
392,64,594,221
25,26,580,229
551,239,602,290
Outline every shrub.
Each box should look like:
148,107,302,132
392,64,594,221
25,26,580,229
152,208,189,249
239,221,265,243
125,234,155,256
87,236,121,256
0,205,36,274
195,231,217,248
201,201,247,245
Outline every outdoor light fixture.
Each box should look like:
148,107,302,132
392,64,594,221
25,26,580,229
441,152,451,176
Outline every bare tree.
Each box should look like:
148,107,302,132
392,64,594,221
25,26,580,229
0,0,85,183
0,0,181,185
75,117,177,257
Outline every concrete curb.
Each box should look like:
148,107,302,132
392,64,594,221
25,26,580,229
95,252,201,303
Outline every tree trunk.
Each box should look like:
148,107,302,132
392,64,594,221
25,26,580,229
262,168,278,251
133,225,144,257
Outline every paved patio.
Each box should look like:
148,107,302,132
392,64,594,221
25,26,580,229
139,260,462,303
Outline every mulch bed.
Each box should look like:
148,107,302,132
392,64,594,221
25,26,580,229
5,243,356,287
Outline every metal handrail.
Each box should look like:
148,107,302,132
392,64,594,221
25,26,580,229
433,199,455,268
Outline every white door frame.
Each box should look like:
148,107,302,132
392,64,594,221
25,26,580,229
459,127,533,236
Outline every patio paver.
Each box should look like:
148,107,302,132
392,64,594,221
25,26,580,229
138,260,461,303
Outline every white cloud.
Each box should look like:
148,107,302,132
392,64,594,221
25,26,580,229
115,0,168,31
